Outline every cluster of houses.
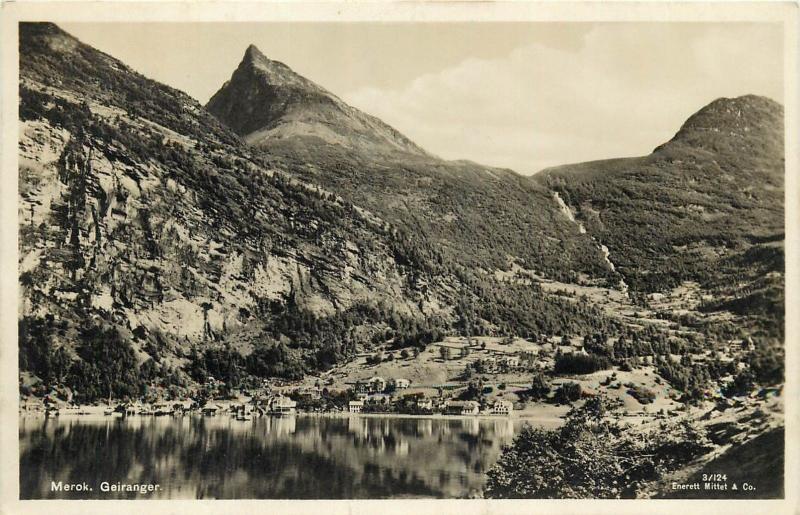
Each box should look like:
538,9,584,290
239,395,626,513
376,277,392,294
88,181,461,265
347,395,513,416
38,395,301,419
478,355,522,373
199,395,298,419
38,366,519,420
352,376,411,394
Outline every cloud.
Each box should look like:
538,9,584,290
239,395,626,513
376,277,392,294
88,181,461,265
343,24,782,174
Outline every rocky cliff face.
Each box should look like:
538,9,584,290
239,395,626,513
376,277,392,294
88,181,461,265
18,24,458,398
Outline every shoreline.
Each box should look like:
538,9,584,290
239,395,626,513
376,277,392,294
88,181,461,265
296,411,562,421
19,407,566,423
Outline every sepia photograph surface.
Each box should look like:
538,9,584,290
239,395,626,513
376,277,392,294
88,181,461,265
2,1,798,512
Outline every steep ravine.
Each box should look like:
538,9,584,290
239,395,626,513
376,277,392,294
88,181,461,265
552,191,627,291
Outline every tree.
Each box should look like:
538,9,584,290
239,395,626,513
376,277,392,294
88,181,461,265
485,397,711,498
462,378,485,401
627,385,655,404
20,271,36,312
747,342,784,385
554,382,582,404
554,353,611,375
200,301,213,340
724,369,755,397
530,372,551,400
68,325,145,402
439,346,451,361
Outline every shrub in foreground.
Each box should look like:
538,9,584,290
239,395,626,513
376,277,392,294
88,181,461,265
485,397,711,498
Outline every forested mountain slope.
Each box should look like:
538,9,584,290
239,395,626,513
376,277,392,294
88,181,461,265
18,23,618,401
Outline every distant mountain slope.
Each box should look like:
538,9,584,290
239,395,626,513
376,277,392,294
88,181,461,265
207,45,616,283
537,95,784,334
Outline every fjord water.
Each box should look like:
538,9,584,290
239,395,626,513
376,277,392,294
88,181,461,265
20,414,546,499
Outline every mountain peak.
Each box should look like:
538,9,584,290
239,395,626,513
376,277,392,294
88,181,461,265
241,44,288,72
244,43,264,60
20,21,81,54
679,95,782,132
207,46,429,157
242,44,273,69
655,94,783,157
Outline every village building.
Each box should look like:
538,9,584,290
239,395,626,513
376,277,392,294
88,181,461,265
727,340,744,353
201,402,220,416
269,396,297,415
369,376,387,393
499,355,520,370
365,393,392,407
171,400,193,414
415,398,434,411
354,380,370,394
444,400,480,416
295,387,321,401
348,400,364,413
152,403,173,416
390,378,411,389
492,400,513,416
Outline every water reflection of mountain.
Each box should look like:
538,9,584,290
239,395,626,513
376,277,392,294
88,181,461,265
19,415,524,499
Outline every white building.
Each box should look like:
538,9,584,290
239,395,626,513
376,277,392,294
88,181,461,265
445,400,480,416
499,356,520,369
269,396,297,415
415,398,433,411
391,378,411,389
369,376,387,393
348,400,364,413
492,400,513,416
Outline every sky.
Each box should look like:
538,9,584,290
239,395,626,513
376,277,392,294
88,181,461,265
61,22,783,174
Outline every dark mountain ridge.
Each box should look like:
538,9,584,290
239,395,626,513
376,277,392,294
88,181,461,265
17,24,784,406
